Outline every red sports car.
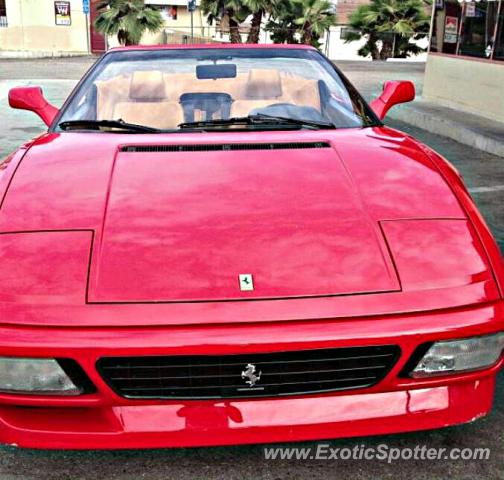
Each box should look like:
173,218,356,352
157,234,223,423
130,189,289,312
1,44,503,450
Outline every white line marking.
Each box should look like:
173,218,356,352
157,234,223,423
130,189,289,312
469,185,504,194
0,81,11,101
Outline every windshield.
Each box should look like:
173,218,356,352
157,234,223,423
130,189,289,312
55,47,379,132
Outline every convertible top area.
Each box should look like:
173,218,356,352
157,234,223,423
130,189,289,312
109,43,317,51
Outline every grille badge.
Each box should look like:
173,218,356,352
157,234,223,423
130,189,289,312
241,363,262,387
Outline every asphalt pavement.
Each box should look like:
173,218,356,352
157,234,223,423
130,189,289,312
0,57,502,479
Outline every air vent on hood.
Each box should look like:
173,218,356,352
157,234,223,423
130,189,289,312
120,142,331,153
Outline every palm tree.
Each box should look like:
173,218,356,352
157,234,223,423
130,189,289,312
294,0,337,45
94,0,164,46
243,0,277,43
347,0,431,60
267,0,336,46
266,0,299,44
201,0,248,43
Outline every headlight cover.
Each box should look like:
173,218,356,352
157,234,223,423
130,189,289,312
0,357,82,395
411,333,504,378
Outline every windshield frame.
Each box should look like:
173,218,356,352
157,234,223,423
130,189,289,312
50,46,382,133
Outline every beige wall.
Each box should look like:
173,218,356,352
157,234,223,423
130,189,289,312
0,0,212,56
0,0,89,55
423,54,504,123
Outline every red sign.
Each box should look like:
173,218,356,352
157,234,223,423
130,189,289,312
444,16,458,44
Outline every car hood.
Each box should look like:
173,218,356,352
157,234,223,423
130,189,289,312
90,139,402,302
0,127,497,325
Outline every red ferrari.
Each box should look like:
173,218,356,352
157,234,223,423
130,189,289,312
1,44,503,450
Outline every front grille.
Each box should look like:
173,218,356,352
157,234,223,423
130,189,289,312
120,142,331,153
97,346,400,400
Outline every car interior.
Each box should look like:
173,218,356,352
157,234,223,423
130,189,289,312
93,68,324,129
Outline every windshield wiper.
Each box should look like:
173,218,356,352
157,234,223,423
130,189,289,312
250,114,336,130
178,116,302,130
59,119,163,133
178,115,335,131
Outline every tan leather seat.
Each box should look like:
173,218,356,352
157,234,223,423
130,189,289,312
95,69,322,125
112,71,184,129
231,69,290,118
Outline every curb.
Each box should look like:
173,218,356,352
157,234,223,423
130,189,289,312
389,104,504,159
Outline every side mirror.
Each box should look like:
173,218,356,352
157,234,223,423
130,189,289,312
8,87,59,127
370,81,415,120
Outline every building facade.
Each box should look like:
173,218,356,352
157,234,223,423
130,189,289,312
0,0,433,62
0,0,90,56
335,0,370,24
423,0,504,122
0,0,206,57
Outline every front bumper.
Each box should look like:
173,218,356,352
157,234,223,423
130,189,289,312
0,301,503,450
0,378,496,450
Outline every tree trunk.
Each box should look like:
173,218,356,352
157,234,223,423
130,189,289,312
369,33,380,60
380,39,393,60
247,10,263,43
226,9,242,44
229,18,242,43
117,29,138,46
118,30,128,46
301,22,313,45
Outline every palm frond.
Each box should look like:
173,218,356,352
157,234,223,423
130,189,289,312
94,0,163,45
347,0,429,59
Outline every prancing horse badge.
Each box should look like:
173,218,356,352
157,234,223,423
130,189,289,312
239,274,254,291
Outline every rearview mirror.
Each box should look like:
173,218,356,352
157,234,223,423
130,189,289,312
8,86,59,127
370,81,415,120
196,64,237,80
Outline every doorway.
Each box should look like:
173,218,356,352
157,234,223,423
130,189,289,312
90,0,106,53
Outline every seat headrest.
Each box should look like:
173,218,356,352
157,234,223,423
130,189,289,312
245,69,282,99
129,71,166,101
